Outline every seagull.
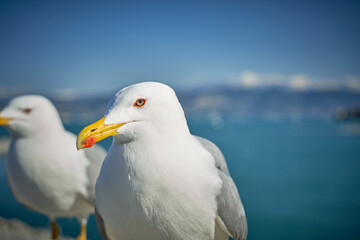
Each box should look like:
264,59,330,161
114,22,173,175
77,82,247,240
0,95,106,240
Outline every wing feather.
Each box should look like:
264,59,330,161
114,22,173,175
195,136,247,240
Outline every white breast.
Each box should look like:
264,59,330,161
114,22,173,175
6,134,91,217
95,136,221,240
96,144,167,240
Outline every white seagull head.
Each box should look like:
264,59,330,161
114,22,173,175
77,82,189,148
0,95,63,138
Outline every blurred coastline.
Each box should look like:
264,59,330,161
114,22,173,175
1,84,360,125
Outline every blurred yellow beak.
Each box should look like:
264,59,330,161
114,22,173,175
0,115,13,126
77,117,125,150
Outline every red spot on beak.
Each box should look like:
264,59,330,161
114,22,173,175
82,136,96,148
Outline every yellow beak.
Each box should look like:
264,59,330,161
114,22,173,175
0,115,13,126
76,117,125,150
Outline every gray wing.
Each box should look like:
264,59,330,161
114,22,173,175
195,136,248,240
95,205,110,240
83,144,107,205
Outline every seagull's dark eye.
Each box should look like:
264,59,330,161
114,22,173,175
134,99,146,108
22,108,32,114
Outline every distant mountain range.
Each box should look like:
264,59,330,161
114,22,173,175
1,86,360,124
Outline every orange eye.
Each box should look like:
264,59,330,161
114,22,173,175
22,108,32,114
134,99,146,107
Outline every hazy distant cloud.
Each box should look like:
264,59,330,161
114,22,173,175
346,76,360,92
289,74,310,91
239,71,283,88
239,71,259,87
236,70,360,92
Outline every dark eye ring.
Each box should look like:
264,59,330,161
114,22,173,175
22,108,32,114
134,99,146,107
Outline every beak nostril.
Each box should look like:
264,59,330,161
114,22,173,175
91,128,97,132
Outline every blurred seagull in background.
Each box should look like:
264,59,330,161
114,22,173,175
0,95,106,240
77,82,247,240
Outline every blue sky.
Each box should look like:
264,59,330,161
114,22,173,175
0,0,359,96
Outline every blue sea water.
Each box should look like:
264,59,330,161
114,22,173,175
0,117,359,240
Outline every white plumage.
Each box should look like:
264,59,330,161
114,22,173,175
0,95,106,240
